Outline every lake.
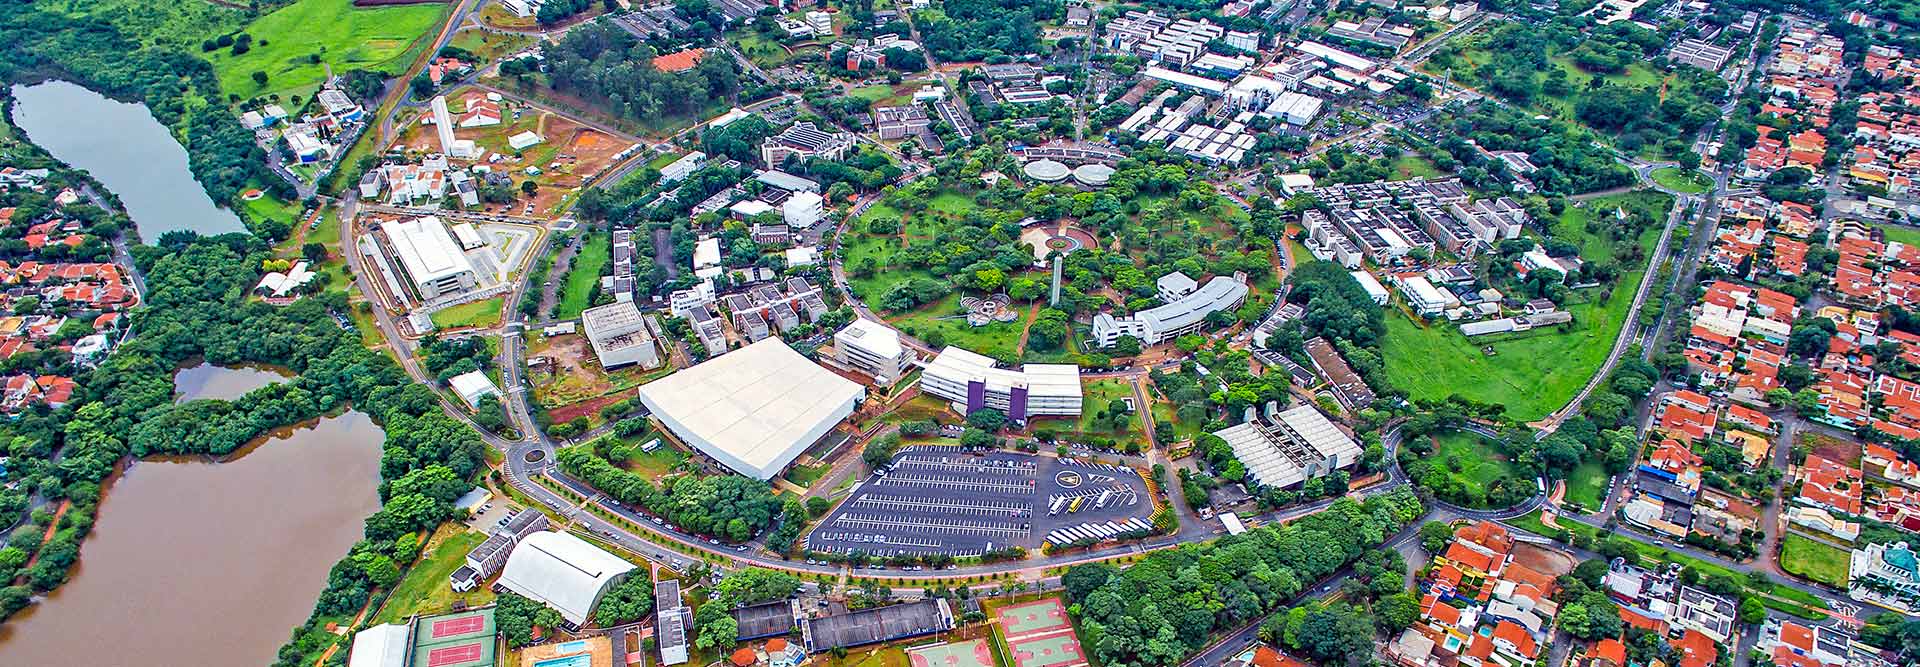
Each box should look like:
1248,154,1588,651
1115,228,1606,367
9,80,248,240
173,360,293,403
0,369,383,667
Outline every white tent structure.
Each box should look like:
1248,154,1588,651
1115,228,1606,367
347,623,410,667
496,531,637,626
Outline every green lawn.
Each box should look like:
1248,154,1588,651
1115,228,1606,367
372,527,492,624
1563,461,1610,510
447,28,534,62
1072,379,1143,442
1429,430,1521,500
1650,167,1711,194
557,232,611,320
732,29,794,68
1389,155,1445,181
1780,534,1852,588
204,0,448,103
431,296,505,330
1877,223,1920,247
1382,192,1672,419
245,189,306,234
785,463,830,488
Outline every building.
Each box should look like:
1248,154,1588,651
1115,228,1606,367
636,338,865,480
1670,38,1735,72
381,216,479,300
921,346,1082,420
805,10,833,35
1303,337,1375,411
661,151,708,183
833,319,911,384
449,370,499,409
657,580,692,665
347,624,410,667
762,122,854,165
430,95,477,159
1398,275,1459,316
1850,541,1920,611
800,599,955,652
580,301,661,370
453,509,549,591
872,105,931,140
496,531,637,626
1212,404,1362,488
783,191,825,229
1091,274,1248,347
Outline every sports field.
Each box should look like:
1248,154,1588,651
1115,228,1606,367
909,639,996,667
995,598,1086,667
996,599,1070,636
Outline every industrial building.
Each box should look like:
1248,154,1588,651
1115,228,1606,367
800,599,956,652
1091,274,1248,347
832,319,912,384
1303,337,1375,411
380,216,479,301
635,338,865,480
1212,404,1362,488
761,122,853,165
921,346,1082,420
580,301,661,370
495,531,638,627
448,370,499,410
347,607,498,667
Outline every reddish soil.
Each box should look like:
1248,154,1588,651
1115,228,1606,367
547,387,636,425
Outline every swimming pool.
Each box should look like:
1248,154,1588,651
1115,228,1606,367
531,654,593,667
555,640,590,655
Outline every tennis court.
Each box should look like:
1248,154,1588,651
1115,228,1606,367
430,613,487,638
909,639,997,667
996,599,1070,636
426,643,485,667
1008,633,1086,667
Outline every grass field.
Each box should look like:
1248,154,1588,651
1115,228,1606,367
1564,461,1610,509
1780,534,1852,588
891,293,1024,361
1390,155,1446,181
1382,191,1671,419
1071,379,1143,445
1877,223,1920,247
431,296,506,330
1650,167,1711,194
1428,430,1520,501
204,0,448,104
447,28,534,62
557,232,611,320
372,526,492,624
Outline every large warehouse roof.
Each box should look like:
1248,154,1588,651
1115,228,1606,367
497,531,636,626
636,338,865,479
382,216,475,283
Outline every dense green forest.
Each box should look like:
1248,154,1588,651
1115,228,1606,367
1063,489,1424,667
536,20,743,122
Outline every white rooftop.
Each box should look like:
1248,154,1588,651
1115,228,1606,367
923,346,1082,399
497,531,636,626
635,338,864,479
382,216,476,284
836,319,902,360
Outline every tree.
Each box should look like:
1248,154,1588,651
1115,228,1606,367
862,431,902,468
966,408,1009,432
714,567,800,605
806,496,831,517
302,242,328,263
252,71,268,86
1376,592,1420,632
694,602,739,650
520,179,540,196
595,574,657,625
1419,521,1455,553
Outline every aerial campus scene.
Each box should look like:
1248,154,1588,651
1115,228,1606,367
8,0,1920,666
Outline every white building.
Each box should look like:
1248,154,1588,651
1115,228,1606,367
430,95,478,159
693,237,722,271
784,246,819,267
660,151,707,183
921,346,1082,419
1211,404,1363,489
580,301,661,369
347,623,410,667
833,319,911,384
1156,271,1199,302
805,10,833,35
783,190,825,229
500,0,543,17
497,531,638,626
382,216,480,300
635,338,865,480
448,370,500,409
1398,275,1458,316
1091,274,1248,347
508,131,544,151
1350,270,1390,306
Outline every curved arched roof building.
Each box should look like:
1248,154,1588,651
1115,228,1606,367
497,531,637,626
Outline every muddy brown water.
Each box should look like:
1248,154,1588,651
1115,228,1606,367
0,368,384,666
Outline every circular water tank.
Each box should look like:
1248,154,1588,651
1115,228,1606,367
1072,163,1114,187
1022,159,1071,183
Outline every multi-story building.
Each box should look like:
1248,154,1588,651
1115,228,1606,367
580,301,661,370
832,319,912,384
921,346,1082,420
1091,273,1248,347
761,122,854,166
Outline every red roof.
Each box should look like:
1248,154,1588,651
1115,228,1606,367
731,648,758,666
1674,630,1718,667
1492,620,1537,658
1588,639,1626,667
652,48,706,72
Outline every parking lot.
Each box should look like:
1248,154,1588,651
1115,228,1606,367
804,447,1155,558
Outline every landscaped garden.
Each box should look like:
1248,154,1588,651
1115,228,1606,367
1400,429,1533,509
1650,166,1711,194
1780,533,1853,588
843,153,1275,366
